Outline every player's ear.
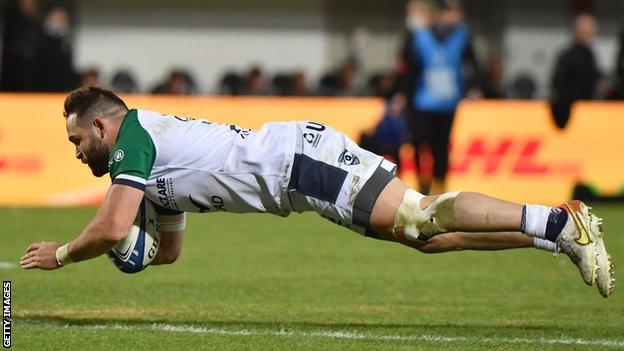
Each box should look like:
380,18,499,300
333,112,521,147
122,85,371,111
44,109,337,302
93,118,105,139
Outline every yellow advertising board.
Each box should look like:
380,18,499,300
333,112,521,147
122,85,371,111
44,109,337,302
447,101,624,204
0,94,383,206
0,94,621,206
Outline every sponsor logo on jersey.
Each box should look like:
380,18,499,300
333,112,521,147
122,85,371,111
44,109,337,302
305,121,326,132
338,149,360,166
189,195,227,213
303,133,322,148
113,150,125,162
156,177,180,210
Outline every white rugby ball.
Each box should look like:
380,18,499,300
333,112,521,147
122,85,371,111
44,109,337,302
107,198,160,274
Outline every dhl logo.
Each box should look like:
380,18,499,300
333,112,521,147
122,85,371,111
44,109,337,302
449,137,581,177
0,132,42,175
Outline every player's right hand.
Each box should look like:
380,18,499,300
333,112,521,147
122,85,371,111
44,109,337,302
20,241,61,270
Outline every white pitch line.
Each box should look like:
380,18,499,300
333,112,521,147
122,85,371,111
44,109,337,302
29,322,624,348
0,262,16,269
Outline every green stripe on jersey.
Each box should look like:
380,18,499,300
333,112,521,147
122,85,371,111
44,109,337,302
109,109,156,181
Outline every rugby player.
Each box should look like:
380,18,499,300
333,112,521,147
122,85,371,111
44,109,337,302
20,87,614,298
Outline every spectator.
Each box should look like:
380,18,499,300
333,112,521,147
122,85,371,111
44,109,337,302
243,65,269,95
360,93,408,173
0,0,41,91
269,71,308,96
374,94,408,171
271,73,293,96
336,59,360,96
291,71,309,96
610,28,624,100
509,73,537,100
35,5,79,91
368,72,396,99
81,67,100,88
318,73,340,96
219,71,243,96
550,13,604,129
111,70,138,93
405,0,434,32
319,58,361,96
482,55,505,99
152,69,197,95
397,0,482,195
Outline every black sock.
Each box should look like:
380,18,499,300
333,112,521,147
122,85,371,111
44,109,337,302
544,207,568,243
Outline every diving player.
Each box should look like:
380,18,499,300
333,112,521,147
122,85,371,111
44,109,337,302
20,87,614,298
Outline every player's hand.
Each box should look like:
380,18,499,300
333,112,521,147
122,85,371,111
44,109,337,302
20,242,61,270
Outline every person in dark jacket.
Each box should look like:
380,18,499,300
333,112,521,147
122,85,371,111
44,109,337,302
610,28,624,100
550,13,603,129
1,2,79,92
35,5,80,92
397,0,481,195
0,0,41,91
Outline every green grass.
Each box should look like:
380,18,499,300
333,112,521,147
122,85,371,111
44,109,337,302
1,205,624,350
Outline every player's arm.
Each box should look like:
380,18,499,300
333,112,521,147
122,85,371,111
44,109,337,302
150,213,186,265
20,184,143,270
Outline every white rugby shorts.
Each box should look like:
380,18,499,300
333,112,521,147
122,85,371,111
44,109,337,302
283,121,397,237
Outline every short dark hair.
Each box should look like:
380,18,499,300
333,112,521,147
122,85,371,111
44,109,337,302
63,86,129,126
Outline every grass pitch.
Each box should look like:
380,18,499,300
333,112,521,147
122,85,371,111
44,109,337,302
2,204,624,350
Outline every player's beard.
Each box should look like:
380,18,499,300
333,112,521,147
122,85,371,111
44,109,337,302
85,135,111,177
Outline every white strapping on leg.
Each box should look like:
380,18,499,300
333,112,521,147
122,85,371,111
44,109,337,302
393,190,459,241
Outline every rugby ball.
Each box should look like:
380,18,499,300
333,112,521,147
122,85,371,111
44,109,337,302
107,198,160,274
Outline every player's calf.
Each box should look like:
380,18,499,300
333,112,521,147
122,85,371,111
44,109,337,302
416,234,464,253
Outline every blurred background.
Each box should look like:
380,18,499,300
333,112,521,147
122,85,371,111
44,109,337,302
3,0,623,97
0,0,623,205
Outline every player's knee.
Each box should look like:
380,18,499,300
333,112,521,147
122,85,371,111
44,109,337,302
159,245,182,264
393,189,460,241
160,251,179,264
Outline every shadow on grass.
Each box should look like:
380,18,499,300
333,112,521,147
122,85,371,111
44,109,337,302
15,314,609,338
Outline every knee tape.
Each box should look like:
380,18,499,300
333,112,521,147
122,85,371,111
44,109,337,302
393,189,459,241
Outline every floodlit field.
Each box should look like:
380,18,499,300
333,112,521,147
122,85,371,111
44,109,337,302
2,205,623,350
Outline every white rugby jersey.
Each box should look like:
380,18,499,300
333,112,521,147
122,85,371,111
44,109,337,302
109,109,297,215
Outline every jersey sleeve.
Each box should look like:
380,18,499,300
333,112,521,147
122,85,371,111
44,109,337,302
109,110,156,191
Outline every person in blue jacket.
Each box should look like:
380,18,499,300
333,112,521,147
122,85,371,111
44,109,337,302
397,0,482,195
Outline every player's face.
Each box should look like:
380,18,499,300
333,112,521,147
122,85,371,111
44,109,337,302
66,115,111,177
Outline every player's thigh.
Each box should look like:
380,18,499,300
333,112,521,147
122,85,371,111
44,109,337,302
287,121,397,237
368,177,410,236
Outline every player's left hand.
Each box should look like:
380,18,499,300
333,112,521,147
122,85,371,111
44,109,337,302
20,242,61,270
